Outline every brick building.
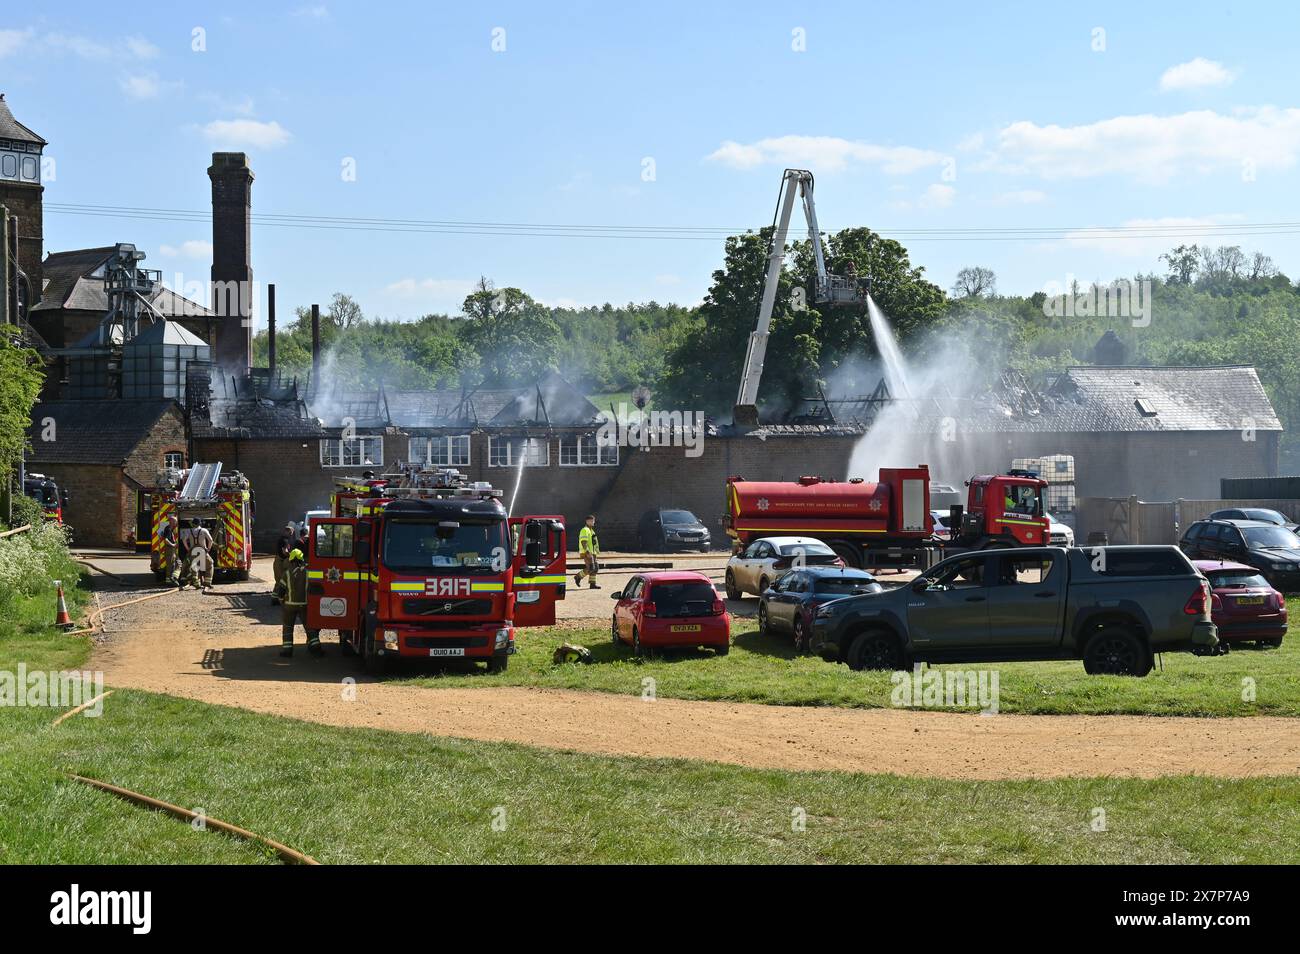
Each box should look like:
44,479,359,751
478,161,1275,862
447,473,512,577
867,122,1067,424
24,400,188,547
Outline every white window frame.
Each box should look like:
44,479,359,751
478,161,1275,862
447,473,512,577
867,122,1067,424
487,436,549,468
320,436,384,468
163,451,185,470
559,434,619,467
409,434,470,467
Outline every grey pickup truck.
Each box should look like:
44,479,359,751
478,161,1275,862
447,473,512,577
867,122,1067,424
810,546,1219,676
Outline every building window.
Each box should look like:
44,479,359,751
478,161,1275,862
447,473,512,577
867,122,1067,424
320,436,384,468
409,435,470,467
559,434,618,466
163,451,185,470
487,437,549,468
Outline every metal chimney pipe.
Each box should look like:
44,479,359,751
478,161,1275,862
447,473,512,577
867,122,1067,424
267,283,276,372
310,303,321,393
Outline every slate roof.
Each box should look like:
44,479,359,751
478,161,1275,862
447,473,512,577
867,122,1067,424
32,247,214,317
187,365,327,440
26,400,177,466
0,94,45,146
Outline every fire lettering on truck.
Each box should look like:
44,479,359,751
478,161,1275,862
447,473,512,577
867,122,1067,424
424,578,473,597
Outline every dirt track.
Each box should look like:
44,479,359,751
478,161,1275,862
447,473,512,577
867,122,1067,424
83,554,1300,781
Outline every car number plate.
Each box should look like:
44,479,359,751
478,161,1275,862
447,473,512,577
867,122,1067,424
1236,596,1265,605
428,648,466,657
669,624,701,632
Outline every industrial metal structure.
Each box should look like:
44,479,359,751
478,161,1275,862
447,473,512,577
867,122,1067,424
734,169,871,425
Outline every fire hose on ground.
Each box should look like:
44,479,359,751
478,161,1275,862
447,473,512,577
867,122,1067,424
69,775,319,865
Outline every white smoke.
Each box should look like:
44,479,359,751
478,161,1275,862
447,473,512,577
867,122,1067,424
845,297,997,489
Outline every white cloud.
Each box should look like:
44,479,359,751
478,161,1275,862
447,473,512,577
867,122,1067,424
1061,214,1246,257
43,32,112,59
654,273,682,285
706,135,946,174
199,92,256,116
200,118,292,149
120,73,182,100
986,107,1300,183
125,35,159,59
991,189,1047,205
0,29,33,58
386,278,474,298
293,5,331,18
918,184,956,209
1160,57,1235,91
159,240,213,260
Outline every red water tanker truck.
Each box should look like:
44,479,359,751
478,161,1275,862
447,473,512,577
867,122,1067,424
724,465,1048,569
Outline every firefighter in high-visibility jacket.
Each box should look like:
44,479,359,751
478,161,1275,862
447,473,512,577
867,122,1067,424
573,514,601,589
280,548,323,658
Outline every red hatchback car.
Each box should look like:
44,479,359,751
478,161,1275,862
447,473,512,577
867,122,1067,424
1195,559,1288,648
611,571,731,657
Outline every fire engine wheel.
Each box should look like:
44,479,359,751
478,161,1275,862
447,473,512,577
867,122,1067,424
829,543,861,569
235,568,250,582
486,654,508,674
1082,627,1152,677
724,571,741,601
846,628,903,671
339,630,357,657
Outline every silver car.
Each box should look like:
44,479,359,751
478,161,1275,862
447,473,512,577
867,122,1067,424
724,536,843,599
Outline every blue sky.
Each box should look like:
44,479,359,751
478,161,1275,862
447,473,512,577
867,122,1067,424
4,1,1298,327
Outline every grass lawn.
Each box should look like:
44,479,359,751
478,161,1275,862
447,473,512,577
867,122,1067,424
2,689,1297,864
393,608,1300,718
2,577,1298,863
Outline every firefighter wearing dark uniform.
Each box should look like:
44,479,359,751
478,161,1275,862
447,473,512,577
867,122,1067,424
280,548,323,658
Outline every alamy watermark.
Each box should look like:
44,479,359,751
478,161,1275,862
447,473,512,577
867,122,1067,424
595,402,705,458
1,665,105,716
1042,276,1151,328
890,663,1000,715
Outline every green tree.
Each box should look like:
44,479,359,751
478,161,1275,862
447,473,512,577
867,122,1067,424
460,278,561,386
0,328,44,525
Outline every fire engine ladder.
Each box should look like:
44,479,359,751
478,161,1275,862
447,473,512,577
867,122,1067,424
180,462,223,501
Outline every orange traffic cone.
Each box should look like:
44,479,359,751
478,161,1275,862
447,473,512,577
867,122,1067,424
54,579,73,629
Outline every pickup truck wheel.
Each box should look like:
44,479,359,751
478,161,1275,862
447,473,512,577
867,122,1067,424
847,629,903,671
1083,627,1152,677
724,571,742,601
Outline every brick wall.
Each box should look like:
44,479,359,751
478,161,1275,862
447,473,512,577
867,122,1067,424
29,463,130,548
198,426,1281,553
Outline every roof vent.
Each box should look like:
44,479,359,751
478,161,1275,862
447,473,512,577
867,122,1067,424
1135,398,1158,417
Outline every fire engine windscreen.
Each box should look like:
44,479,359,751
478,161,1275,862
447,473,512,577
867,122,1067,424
383,519,507,573
1005,485,1043,516
25,483,57,507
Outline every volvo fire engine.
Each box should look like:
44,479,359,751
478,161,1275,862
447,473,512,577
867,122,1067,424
308,464,567,675
725,465,1048,569
149,462,254,583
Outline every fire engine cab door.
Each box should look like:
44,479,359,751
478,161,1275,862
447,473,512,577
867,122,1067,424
307,518,364,631
510,515,567,627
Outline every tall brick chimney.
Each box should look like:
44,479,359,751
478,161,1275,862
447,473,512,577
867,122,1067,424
0,93,47,313
208,152,253,370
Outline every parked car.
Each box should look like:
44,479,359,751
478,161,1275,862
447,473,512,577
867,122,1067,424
611,571,730,657
929,510,952,542
637,508,711,551
811,545,1218,677
1046,513,1075,546
1194,559,1287,648
299,508,331,535
759,566,882,651
724,536,843,599
1207,507,1298,531
1178,519,1300,592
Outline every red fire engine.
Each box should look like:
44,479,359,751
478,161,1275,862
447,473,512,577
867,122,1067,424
725,465,1048,569
148,462,254,583
308,465,567,675
23,473,67,525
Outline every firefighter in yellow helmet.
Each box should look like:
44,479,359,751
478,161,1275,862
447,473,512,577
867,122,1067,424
280,548,323,658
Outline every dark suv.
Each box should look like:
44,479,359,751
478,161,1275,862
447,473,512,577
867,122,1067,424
637,508,711,552
1179,519,1300,592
